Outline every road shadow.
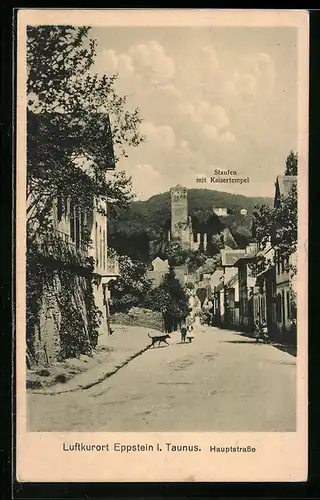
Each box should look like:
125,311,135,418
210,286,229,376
148,344,170,349
272,343,297,357
222,340,262,345
176,341,192,345
222,339,297,357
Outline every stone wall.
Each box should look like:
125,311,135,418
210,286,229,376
110,307,164,332
27,266,98,366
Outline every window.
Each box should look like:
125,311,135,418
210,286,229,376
284,256,289,273
100,227,102,268
95,222,98,266
64,196,69,217
70,201,75,241
57,196,63,222
286,291,290,320
282,289,285,323
276,293,282,323
103,230,106,269
75,208,80,249
277,253,281,275
261,297,265,322
80,210,86,244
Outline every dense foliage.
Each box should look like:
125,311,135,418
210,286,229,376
108,254,153,313
27,25,143,240
252,152,298,276
26,26,144,363
285,150,298,176
145,267,190,331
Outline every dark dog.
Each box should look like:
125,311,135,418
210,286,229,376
148,333,171,348
180,327,187,343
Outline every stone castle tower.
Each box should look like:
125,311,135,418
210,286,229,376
170,185,193,249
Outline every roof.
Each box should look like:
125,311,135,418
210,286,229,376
221,249,246,267
216,281,224,292
225,270,238,288
233,251,257,267
275,175,297,201
256,265,274,279
210,269,224,287
221,227,238,249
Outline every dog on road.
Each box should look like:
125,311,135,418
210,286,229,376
148,333,171,348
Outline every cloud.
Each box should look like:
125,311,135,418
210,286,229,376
180,139,189,149
139,121,176,149
219,131,236,143
203,124,218,140
93,36,287,199
176,99,234,147
95,49,135,77
178,100,229,130
130,164,163,200
201,44,219,72
157,82,183,99
226,52,276,98
94,41,175,84
129,41,175,82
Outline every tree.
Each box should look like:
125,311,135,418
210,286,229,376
146,267,190,331
285,150,298,176
185,250,207,273
109,254,153,313
273,183,298,259
253,183,297,263
252,204,274,250
27,26,144,240
162,241,207,272
252,152,298,276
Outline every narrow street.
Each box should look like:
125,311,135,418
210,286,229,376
28,326,296,432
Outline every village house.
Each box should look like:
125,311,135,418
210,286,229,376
273,175,297,342
213,207,228,217
233,243,258,332
223,270,240,330
213,249,246,328
209,269,224,326
252,243,277,338
54,194,120,333
147,256,169,286
27,112,119,365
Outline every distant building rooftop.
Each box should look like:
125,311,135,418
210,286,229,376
233,251,257,267
221,249,246,267
225,270,239,288
209,269,224,287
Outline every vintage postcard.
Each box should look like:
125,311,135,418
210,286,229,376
16,9,309,482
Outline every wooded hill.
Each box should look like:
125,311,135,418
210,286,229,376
108,188,273,261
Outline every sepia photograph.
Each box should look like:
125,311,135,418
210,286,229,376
16,9,308,482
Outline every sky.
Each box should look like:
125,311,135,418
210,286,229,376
92,26,298,200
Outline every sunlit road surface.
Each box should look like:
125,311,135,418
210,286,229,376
28,326,296,432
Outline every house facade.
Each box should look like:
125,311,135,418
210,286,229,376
27,112,119,365
253,244,277,339
233,243,258,332
273,175,297,343
224,271,240,330
212,249,245,328
147,257,169,286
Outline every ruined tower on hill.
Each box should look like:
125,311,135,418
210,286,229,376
170,185,193,250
